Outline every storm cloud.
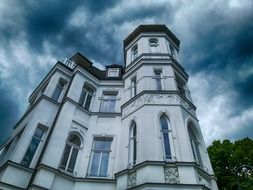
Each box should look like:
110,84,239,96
0,0,252,145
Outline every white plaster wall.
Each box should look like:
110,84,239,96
11,98,59,168
1,165,32,188
125,34,174,67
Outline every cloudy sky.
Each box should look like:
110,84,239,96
0,0,252,145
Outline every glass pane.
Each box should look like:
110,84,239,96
99,152,109,177
109,100,116,112
60,144,71,169
90,152,100,176
95,140,111,150
194,140,203,166
52,85,63,101
160,116,169,130
34,128,44,139
133,139,137,164
156,78,162,90
163,132,171,159
84,85,94,94
84,94,92,110
67,147,78,173
79,90,87,105
68,134,81,147
59,81,65,88
100,100,109,112
22,138,40,167
132,124,136,137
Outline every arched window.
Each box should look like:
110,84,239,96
149,38,159,53
129,122,137,166
60,134,81,173
131,44,138,61
160,115,172,159
188,127,203,166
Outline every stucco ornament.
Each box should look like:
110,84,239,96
164,166,180,184
128,172,137,188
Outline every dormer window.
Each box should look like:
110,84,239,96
108,68,119,77
149,38,159,53
131,44,138,61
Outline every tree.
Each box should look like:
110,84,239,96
208,138,253,190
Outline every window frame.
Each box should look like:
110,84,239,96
89,138,113,177
107,68,119,77
169,44,178,59
129,122,137,167
154,70,163,90
59,133,82,173
131,77,137,97
52,78,67,102
21,125,46,167
131,44,138,61
149,38,160,53
159,115,173,160
79,84,94,111
99,92,117,113
188,127,203,167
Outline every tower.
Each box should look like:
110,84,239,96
0,25,218,190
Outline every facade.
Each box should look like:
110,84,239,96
0,25,218,190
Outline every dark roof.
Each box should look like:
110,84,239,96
106,64,123,68
124,25,180,48
69,52,122,80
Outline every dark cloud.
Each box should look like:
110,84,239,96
0,0,252,145
0,84,20,145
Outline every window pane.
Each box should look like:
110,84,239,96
84,94,92,110
67,147,78,173
133,138,137,164
68,134,81,147
85,85,94,94
60,144,71,169
95,140,111,150
79,90,87,105
109,100,116,112
22,138,40,167
90,152,100,176
160,116,169,130
34,128,44,139
100,100,109,112
99,152,109,176
163,132,171,159
52,81,64,101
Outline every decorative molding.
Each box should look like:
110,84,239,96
127,171,137,188
122,93,196,118
164,166,180,184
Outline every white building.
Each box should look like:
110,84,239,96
0,25,218,190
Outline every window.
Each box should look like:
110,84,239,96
154,70,162,90
188,127,203,166
52,79,66,101
131,44,138,61
149,38,159,53
90,138,112,177
60,134,81,173
79,84,94,111
21,127,45,167
100,93,117,112
131,77,137,97
175,76,186,96
129,122,137,166
169,44,177,59
160,115,172,159
108,68,119,77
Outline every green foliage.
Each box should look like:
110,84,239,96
208,138,253,190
